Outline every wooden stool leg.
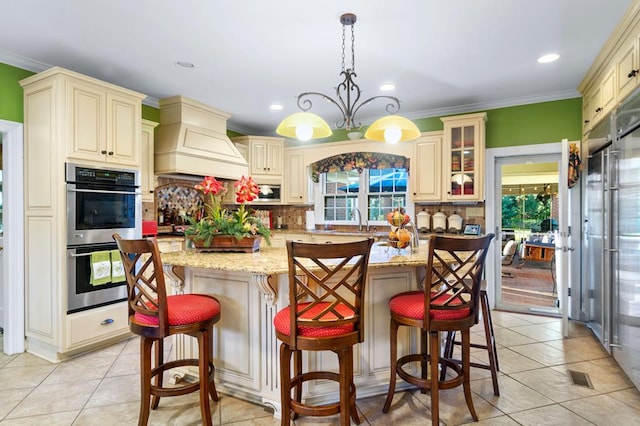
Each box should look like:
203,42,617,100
139,337,154,426
338,347,351,426
383,318,399,413
151,338,163,409
346,347,361,424
461,328,478,421
421,329,429,394
429,331,440,426
207,325,219,402
279,343,292,426
481,291,500,396
198,329,213,426
440,331,456,381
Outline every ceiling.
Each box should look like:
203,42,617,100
0,1,634,137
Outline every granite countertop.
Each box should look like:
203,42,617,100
159,242,429,275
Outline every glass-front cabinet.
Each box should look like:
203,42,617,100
441,112,486,201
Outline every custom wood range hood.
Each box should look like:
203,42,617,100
155,95,249,180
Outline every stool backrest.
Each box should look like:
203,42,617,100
423,234,495,329
113,234,170,336
285,238,375,348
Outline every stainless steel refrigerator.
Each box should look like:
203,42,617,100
584,88,640,388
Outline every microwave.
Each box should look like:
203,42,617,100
254,184,281,203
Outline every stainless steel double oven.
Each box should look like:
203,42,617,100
66,163,142,313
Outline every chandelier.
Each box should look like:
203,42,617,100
276,13,420,144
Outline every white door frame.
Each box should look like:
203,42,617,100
485,142,562,309
0,119,25,355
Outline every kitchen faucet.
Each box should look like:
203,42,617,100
352,208,369,232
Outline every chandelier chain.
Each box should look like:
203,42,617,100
341,24,346,72
351,22,355,72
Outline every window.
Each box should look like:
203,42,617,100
319,168,409,225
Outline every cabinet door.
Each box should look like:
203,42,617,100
66,79,106,162
412,134,442,201
442,113,486,201
250,140,269,174
266,141,283,175
600,66,616,116
141,120,158,203
616,34,639,101
107,92,141,167
284,151,311,204
582,94,592,135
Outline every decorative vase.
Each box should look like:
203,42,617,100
191,235,262,253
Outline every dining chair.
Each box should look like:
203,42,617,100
113,234,221,426
273,238,374,425
383,233,494,425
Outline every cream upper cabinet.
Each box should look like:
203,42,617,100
411,133,443,202
441,112,486,201
616,32,640,101
284,150,313,204
232,135,283,182
66,77,143,167
141,120,159,203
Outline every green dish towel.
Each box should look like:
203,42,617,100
90,250,112,286
110,249,125,283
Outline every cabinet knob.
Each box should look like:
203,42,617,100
108,151,114,155
595,107,603,113
150,190,154,194
628,69,639,78
101,150,107,154
584,120,590,124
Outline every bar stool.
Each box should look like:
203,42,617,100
113,234,221,426
441,281,500,396
383,234,494,425
273,238,374,425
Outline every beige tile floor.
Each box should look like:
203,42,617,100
1,312,639,425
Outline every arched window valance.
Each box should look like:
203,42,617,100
310,152,410,182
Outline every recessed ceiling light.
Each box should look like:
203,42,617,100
175,61,195,69
380,83,395,91
270,104,283,111
537,53,560,64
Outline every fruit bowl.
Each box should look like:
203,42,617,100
388,239,410,249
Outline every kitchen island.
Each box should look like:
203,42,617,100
160,242,430,418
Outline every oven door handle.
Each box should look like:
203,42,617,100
68,252,95,258
67,187,141,196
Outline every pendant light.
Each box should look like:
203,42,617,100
276,13,419,143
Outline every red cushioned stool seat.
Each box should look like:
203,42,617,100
134,294,221,326
274,302,355,337
389,291,470,321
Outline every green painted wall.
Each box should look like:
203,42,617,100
0,62,583,146
0,63,35,122
484,98,582,147
142,104,160,122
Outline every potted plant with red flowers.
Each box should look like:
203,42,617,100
185,175,271,252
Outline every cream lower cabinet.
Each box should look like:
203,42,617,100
411,132,443,202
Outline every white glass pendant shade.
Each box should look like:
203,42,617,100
364,115,420,143
276,112,332,140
